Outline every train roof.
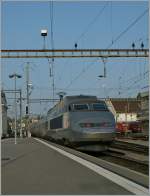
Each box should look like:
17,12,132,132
65,95,97,99
63,95,98,104
47,95,99,114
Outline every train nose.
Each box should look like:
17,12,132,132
79,122,114,129
78,121,115,134
80,117,115,137
71,112,115,133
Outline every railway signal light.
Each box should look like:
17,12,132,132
26,106,28,115
41,29,48,36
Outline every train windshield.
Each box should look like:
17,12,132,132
92,103,108,111
73,104,89,110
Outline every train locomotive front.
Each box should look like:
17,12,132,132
46,95,116,151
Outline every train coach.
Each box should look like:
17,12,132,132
30,95,116,151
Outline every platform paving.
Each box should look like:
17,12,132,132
1,138,143,195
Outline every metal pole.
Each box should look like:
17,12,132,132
125,105,128,135
102,57,107,78
0,65,2,138
20,89,22,138
52,58,55,105
43,36,46,50
26,62,30,137
14,76,17,144
9,73,22,142
0,50,3,139
26,62,29,115
40,101,41,119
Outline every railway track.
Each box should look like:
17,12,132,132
110,139,149,155
85,149,148,175
98,150,148,175
78,140,149,175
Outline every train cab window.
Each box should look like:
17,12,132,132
73,104,89,111
68,105,71,111
92,103,108,111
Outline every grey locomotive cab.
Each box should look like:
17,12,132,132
30,95,116,151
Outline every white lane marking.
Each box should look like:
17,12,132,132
35,138,149,195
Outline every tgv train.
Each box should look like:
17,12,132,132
30,95,116,151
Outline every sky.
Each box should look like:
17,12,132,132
1,0,149,117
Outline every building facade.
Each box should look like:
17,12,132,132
137,91,149,136
106,98,140,123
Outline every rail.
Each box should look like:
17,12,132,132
110,140,149,155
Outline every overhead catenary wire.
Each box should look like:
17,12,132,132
50,1,54,51
56,3,108,87
120,71,149,96
64,3,149,90
110,1,113,44
46,4,148,98
75,2,109,44
63,3,109,90
48,1,55,103
32,85,143,93
122,70,149,84
40,1,55,106
107,8,148,49
81,7,149,96
64,59,99,90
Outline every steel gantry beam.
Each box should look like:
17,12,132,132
1,49,149,58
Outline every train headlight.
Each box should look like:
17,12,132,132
80,122,114,128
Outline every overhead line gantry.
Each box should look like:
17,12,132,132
1,49,149,58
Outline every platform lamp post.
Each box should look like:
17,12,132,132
41,29,48,50
9,73,22,144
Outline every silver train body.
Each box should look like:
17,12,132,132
30,95,116,151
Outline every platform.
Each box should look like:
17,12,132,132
1,138,149,195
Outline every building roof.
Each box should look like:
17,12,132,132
110,98,141,113
137,91,149,99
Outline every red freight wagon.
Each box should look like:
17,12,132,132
116,121,142,133
116,122,128,133
128,121,142,133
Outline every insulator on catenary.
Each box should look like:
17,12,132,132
141,42,144,49
74,43,78,49
132,42,135,49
